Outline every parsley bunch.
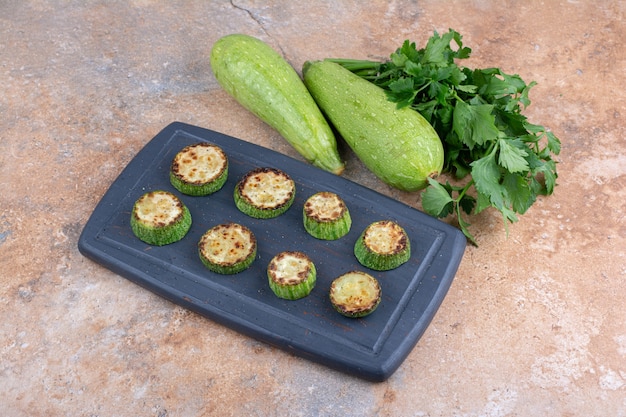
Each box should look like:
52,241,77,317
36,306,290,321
329,29,561,245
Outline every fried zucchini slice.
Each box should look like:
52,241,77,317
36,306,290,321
303,191,351,240
267,251,316,300
329,271,381,318
130,190,192,246
354,220,411,271
198,223,257,274
234,167,295,219
170,142,228,196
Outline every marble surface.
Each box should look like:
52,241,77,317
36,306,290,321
1,1,625,415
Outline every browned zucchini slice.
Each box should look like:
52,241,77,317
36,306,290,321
354,220,411,271
198,223,257,274
170,142,228,196
234,167,295,219
267,251,316,300
303,191,351,240
130,190,191,246
329,271,381,318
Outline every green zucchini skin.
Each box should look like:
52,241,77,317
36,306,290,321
210,34,345,175
302,60,444,191
234,185,295,219
170,168,227,196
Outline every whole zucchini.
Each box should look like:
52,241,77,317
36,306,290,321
302,60,444,191
210,34,345,175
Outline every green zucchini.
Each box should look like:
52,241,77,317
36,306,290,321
130,190,192,246
210,34,345,175
302,60,444,191
267,251,316,300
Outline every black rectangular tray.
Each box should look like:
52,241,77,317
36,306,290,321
78,122,466,381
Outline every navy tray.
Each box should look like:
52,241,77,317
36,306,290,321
78,122,466,381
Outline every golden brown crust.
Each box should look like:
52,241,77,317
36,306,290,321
267,251,312,285
198,223,257,267
171,143,227,185
132,191,185,228
303,191,347,223
329,271,381,317
236,167,295,210
362,220,408,255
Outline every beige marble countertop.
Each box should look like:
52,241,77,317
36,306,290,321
1,1,625,415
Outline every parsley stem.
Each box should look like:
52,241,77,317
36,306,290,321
325,58,380,78
456,178,474,202
415,80,432,95
453,179,478,246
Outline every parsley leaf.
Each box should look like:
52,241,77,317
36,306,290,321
421,178,454,218
497,138,529,173
453,101,500,149
502,172,534,214
328,28,561,245
471,152,503,205
387,77,417,107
